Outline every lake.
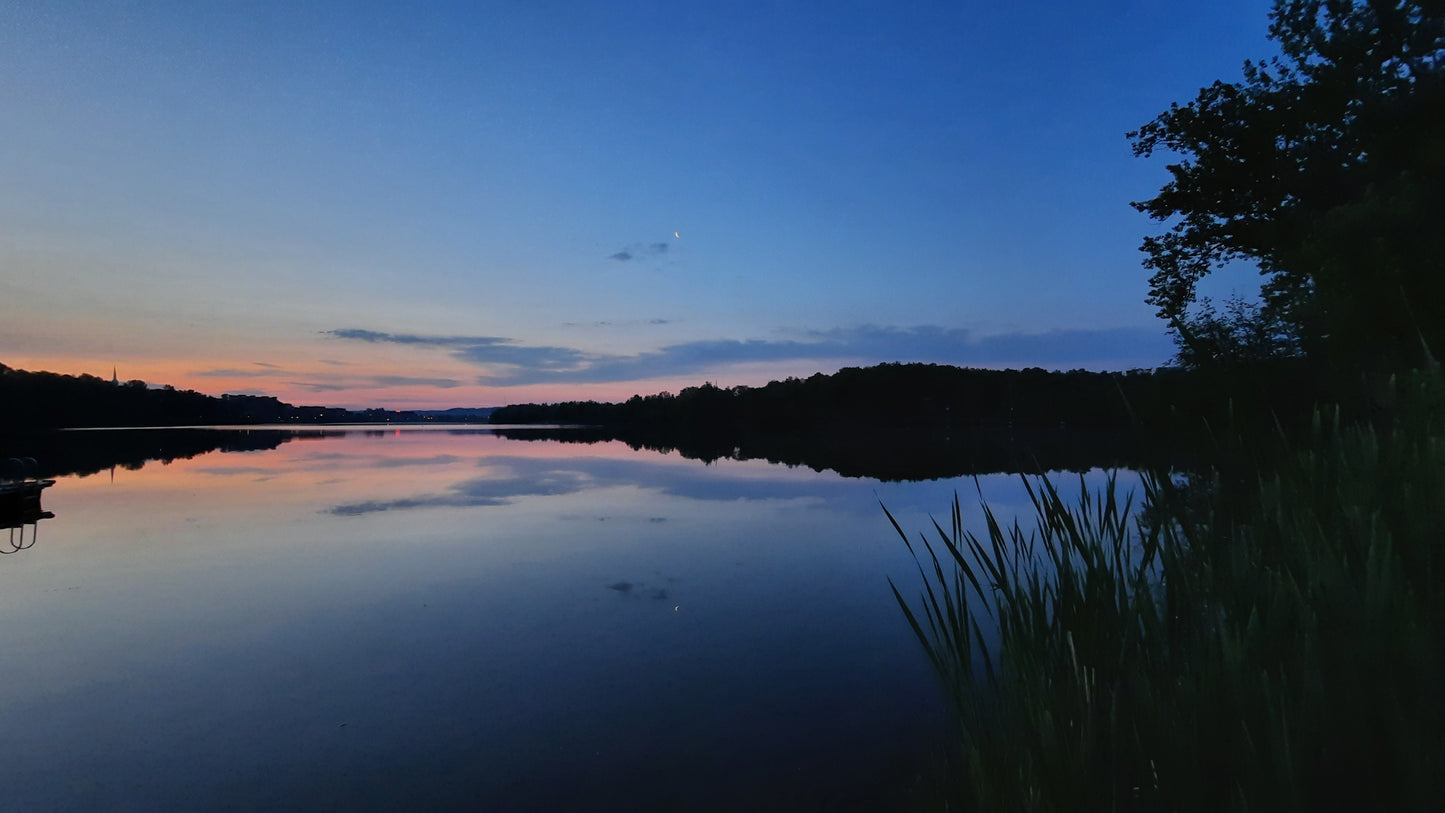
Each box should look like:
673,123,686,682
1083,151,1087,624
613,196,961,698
0,426,1131,811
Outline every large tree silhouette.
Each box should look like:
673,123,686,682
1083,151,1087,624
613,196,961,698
1131,0,1444,366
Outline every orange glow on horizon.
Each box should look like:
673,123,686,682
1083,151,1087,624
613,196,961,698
3,353,865,411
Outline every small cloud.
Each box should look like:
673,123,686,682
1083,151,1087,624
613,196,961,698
369,376,463,389
565,318,671,330
288,373,464,392
325,328,514,349
193,367,288,378
373,454,461,468
253,361,282,369
609,241,670,262
326,328,414,344
194,466,281,476
318,359,350,367
292,380,352,392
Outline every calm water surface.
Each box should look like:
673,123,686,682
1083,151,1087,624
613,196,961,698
0,426,1129,811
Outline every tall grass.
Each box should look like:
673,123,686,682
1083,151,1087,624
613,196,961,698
889,367,1444,811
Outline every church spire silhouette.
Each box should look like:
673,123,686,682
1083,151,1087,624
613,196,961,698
112,366,118,385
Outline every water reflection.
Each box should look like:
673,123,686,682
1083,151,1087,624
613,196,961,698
3,422,1172,483
0,427,300,479
2,498,53,555
0,426,1137,811
1,457,54,555
326,454,875,516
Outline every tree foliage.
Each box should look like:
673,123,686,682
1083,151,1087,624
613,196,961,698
1131,0,1445,365
1173,295,1303,368
0,363,420,427
491,361,1329,448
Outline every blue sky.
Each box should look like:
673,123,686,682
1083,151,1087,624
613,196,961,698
0,0,1276,407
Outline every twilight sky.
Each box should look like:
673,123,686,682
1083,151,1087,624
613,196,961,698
1,0,1275,409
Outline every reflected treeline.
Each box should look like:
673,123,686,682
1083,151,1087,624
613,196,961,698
497,425,1183,481
0,429,302,479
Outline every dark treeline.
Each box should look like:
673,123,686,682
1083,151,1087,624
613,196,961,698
492,360,1337,438
0,364,481,428
487,360,1358,480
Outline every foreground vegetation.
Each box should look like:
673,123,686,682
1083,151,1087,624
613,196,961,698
885,3,1445,800
889,366,1444,810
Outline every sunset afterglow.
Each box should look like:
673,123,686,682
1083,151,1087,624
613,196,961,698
1,1,1275,408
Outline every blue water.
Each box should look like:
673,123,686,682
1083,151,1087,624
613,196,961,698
0,427,1129,811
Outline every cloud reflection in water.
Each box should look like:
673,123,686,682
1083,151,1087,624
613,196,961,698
326,455,854,516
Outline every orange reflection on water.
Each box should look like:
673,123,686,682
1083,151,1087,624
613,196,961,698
46,428,697,526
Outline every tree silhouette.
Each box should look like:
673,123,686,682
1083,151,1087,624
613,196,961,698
1172,295,1302,368
1131,0,1444,366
